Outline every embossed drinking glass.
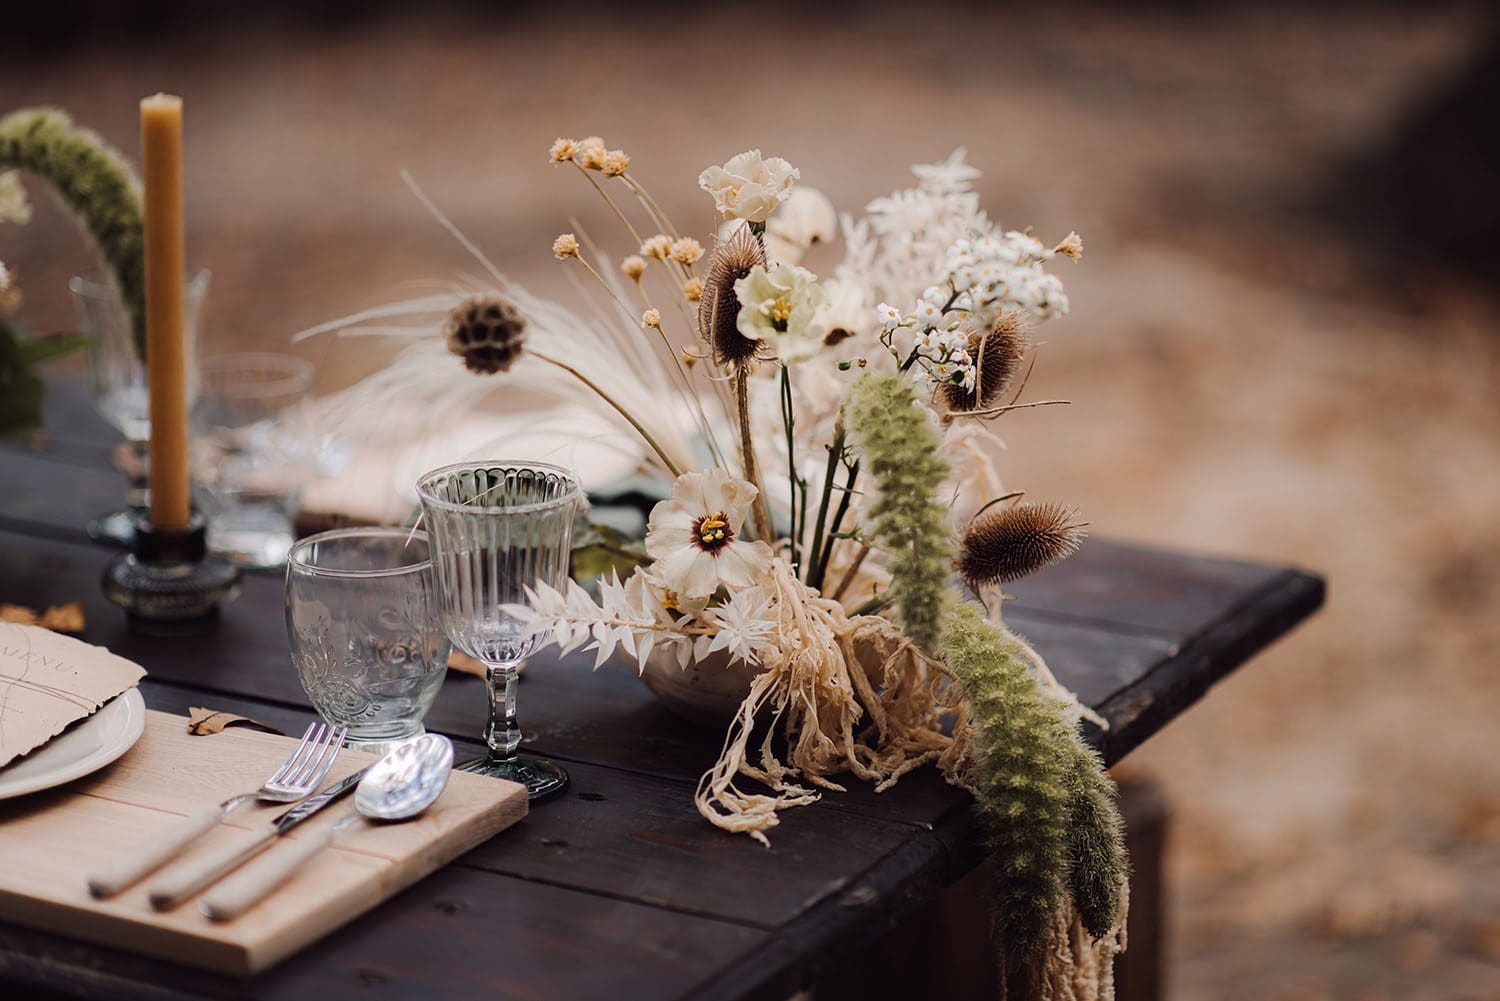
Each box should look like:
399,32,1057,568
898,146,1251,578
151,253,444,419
416,461,580,799
72,269,211,546
285,527,450,755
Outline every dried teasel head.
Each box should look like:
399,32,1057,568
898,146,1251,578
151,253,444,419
444,295,527,375
938,312,1029,416
698,224,767,367
957,501,1085,587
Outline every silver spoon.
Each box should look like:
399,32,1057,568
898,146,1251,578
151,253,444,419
201,734,454,921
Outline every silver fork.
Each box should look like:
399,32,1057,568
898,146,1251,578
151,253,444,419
86,721,347,899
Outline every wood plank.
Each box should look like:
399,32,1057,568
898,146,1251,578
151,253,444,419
0,866,770,1001
0,711,527,976
132,678,953,932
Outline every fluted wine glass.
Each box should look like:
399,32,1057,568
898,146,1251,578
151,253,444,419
416,461,580,799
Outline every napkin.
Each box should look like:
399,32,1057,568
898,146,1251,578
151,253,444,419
0,623,145,769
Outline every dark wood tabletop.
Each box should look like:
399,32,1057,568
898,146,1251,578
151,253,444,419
0,379,1324,1001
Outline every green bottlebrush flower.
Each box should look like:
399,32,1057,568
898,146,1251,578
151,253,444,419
0,108,146,358
940,601,1076,958
841,371,951,652
1062,738,1129,940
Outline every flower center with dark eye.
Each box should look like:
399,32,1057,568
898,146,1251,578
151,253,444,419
692,511,733,552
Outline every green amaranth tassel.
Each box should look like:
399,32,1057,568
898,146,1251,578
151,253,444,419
0,108,146,358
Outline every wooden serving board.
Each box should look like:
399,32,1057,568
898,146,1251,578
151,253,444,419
0,710,527,975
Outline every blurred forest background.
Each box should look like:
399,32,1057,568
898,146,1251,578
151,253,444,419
4,2,1500,997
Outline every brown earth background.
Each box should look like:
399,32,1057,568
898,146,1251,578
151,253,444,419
4,3,1500,998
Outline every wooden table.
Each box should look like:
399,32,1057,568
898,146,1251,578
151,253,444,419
0,381,1324,1000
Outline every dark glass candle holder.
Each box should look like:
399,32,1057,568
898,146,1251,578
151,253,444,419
101,511,242,635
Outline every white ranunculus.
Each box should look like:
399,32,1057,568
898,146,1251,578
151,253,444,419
698,150,799,223
766,187,837,264
733,264,827,364
645,469,773,599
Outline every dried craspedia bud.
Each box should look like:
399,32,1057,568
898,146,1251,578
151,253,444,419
938,312,1029,415
698,224,766,367
958,502,1084,587
444,295,526,375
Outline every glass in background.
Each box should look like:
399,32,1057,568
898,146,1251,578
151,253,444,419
72,269,211,546
193,352,314,569
286,527,450,755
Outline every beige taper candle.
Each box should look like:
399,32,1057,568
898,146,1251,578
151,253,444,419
140,94,190,531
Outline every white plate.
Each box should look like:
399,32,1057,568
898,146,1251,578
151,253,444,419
0,688,146,800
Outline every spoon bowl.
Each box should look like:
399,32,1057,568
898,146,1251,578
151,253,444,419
355,733,454,821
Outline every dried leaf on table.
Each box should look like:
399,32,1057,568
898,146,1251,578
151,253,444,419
186,707,285,736
0,601,85,633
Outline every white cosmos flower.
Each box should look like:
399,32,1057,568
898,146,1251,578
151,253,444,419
698,150,799,224
645,469,774,599
734,263,827,364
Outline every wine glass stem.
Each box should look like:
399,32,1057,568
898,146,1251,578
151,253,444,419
483,661,523,762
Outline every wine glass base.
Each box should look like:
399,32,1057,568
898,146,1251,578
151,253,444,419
87,509,139,549
458,753,570,800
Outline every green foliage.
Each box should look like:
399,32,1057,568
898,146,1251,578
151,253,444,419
941,601,1076,957
841,372,952,651
0,108,146,357
0,321,91,436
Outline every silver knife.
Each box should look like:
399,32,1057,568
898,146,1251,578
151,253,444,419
148,766,371,911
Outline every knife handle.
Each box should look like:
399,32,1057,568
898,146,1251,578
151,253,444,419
87,803,229,898
148,826,279,911
201,817,358,922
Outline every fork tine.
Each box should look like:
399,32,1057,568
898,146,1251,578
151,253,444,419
285,723,328,787
302,726,346,790
266,722,319,785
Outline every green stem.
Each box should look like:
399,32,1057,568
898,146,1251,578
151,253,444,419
804,426,844,588
811,458,859,591
780,364,800,573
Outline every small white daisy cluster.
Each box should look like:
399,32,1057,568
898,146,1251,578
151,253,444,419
874,227,1071,390
944,231,1068,321
875,292,976,391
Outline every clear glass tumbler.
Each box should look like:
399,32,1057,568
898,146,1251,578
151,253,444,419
72,269,211,547
286,527,450,755
194,352,315,568
416,461,580,799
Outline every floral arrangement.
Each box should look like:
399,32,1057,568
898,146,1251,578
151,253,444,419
0,108,136,435
310,140,1127,997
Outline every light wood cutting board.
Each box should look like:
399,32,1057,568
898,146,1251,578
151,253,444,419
0,710,527,975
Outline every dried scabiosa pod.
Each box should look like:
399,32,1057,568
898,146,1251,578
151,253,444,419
697,223,766,367
958,501,1084,587
939,312,1029,416
444,295,526,375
